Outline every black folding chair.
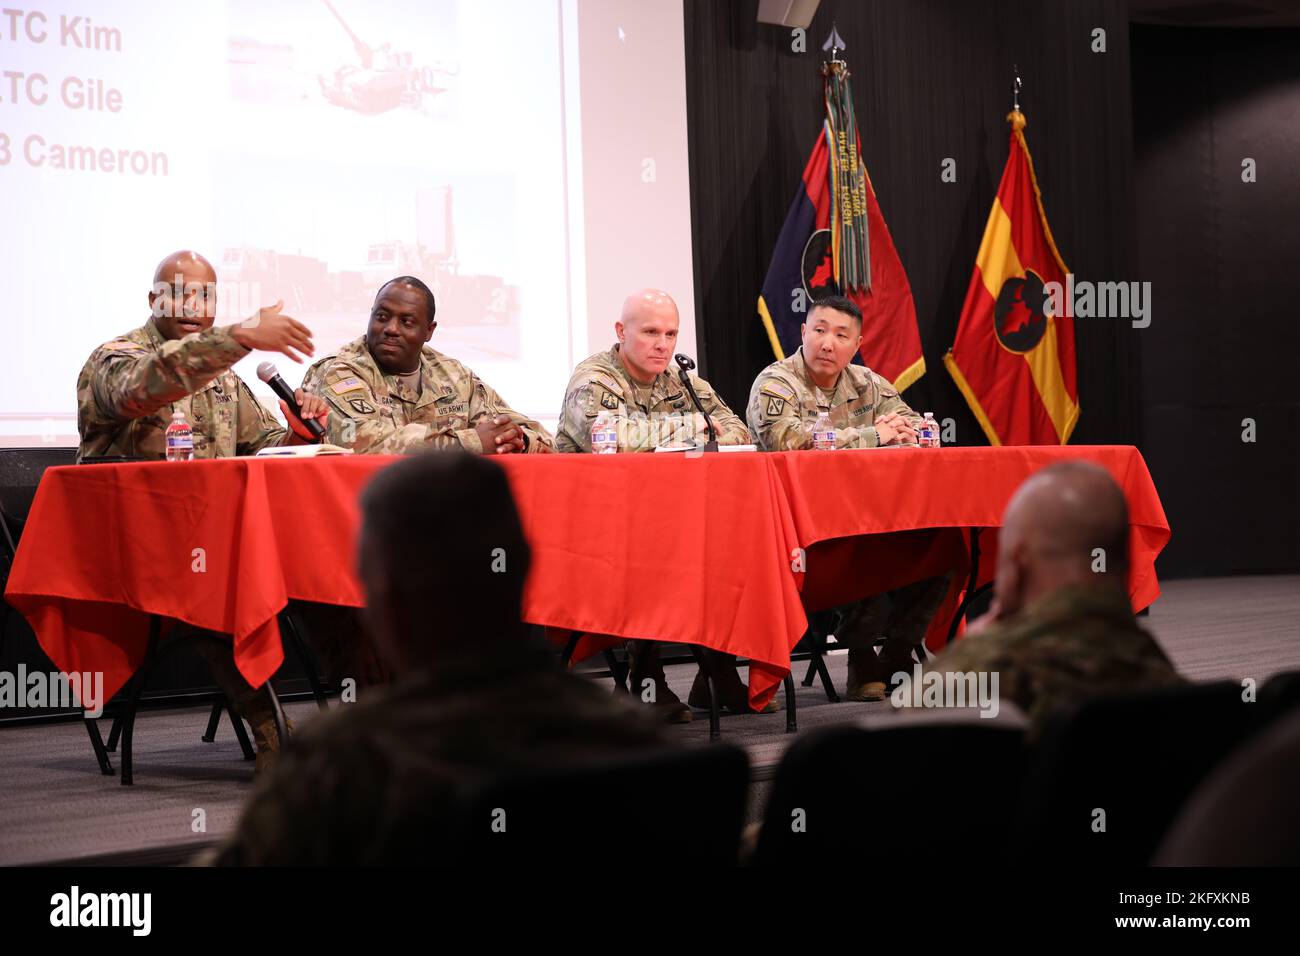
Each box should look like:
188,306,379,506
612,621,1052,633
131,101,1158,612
559,630,797,741
798,607,930,703
450,743,750,865
1018,681,1262,865
752,721,1027,865
0,447,113,774
102,617,290,785
1260,669,1300,725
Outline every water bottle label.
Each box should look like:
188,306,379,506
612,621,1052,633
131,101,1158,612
812,429,835,447
167,435,192,449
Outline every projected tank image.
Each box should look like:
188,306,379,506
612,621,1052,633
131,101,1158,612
227,0,458,115
317,0,456,114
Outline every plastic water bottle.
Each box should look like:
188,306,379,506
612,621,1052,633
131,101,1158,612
920,412,940,448
165,409,194,461
811,410,836,451
591,410,618,454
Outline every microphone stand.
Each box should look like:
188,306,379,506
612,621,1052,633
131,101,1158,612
674,354,718,453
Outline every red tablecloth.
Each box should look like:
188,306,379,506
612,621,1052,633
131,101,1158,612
770,445,1172,652
4,453,807,709
5,445,1170,711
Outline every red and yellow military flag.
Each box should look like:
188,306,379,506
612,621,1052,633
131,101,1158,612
944,110,1079,445
758,58,924,392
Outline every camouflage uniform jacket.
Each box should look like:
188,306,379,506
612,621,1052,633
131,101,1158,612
555,345,751,452
76,319,285,462
923,585,1184,734
747,348,923,451
301,337,554,455
209,645,667,865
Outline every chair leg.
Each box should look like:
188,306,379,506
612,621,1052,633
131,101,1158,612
225,700,255,761
280,608,329,712
201,700,223,742
689,645,720,742
106,708,124,752
559,631,582,667
601,648,629,693
801,654,818,687
947,528,985,645
120,616,162,786
783,672,797,733
266,681,289,754
83,716,114,775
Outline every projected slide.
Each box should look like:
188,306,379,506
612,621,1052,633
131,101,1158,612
0,0,695,446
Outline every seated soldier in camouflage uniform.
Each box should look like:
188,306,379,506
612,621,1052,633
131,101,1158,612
924,461,1183,736
76,249,331,771
302,276,553,455
747,294,951,701
209,452,666,865
556,289,769,722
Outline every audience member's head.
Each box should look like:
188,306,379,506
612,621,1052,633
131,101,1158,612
357,452,531,672
994,460,1129,618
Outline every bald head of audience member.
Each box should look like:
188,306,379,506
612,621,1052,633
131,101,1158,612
148,250,218,342
357,452,532,673
994,461,1130,618
615,288,680,384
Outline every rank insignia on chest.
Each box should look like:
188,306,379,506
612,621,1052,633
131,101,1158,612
349,398,375,415
600,392,619,410
765,395,786,416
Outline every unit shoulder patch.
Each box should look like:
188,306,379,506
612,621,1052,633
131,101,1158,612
764,394,787,417
348,397,375,415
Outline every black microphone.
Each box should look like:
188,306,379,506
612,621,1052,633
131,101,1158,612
674,353,718,452
257,361,326,442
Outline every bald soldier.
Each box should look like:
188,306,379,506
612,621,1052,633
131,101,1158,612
557,289,764,722
77,250,330,460
555,288,751,453
924,461,1182,736
302,276,553,455
748,294,950,700
76,250,331,770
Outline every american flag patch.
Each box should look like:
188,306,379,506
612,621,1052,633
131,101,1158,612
329,377,363,394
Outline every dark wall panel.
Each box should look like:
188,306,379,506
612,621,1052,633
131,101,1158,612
1132,25,1300,575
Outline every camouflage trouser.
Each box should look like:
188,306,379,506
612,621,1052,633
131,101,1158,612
288,601,390,690
188,634,276,729
833,574,952,680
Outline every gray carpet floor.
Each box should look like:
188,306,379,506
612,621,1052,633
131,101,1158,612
1,574,1296,865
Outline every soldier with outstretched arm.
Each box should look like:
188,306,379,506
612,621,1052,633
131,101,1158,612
75,250,330,771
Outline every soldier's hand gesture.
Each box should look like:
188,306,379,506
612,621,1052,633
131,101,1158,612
231,300,316,364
